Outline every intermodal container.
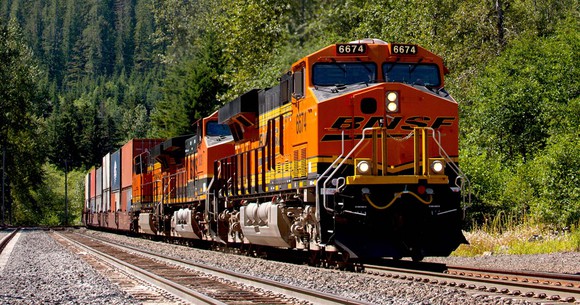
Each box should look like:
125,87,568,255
111,149,121,191
121,139,164,188
85,172,90,210
111,190,120,212
89,167,96,199
103,153,111,191
96,195,102,213
103,189,110,212
96,167,103,196
121,187,132,212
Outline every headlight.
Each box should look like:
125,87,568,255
386,91,399,112
356,160,371,175
430,160,445,174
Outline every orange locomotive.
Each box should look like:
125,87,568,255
85,39,469,263
214,38,468,262
132,111,235,238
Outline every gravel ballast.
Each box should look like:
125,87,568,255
82,229,580,305
1,228,578,305
0,229,139,305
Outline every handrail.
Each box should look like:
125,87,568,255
205,162,222,222
316,127,472,218
427,128,472,209
318,127,376,215
315,130,345,221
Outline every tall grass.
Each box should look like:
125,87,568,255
452,213,580,256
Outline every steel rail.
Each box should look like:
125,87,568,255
57,232,228,305
64,232,372,305
0,228,20,254
446,264,580,295
364,263,580,302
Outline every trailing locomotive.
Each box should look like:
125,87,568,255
84,39,469,264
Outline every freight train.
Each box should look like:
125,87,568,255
84,39,469,265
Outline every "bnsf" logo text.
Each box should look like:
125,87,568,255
321,116,455,142
330,116,455,130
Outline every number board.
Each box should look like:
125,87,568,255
391,44,418,55
336,44,367,55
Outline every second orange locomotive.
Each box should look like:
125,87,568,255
85,38,468,263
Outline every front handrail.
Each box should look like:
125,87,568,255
316,127,472,218
319,127,376,215
427,128,472,209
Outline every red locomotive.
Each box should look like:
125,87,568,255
84,39,469,264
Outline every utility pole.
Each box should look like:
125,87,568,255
64,159,68,226
2,144,5,227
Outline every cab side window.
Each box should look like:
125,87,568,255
293,68,304,99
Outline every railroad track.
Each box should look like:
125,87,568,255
55,232,370,305
0,228,22,273
0,228,20,254
364,261,580,303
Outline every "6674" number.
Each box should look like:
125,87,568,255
391,44,417,55
336,44,367,55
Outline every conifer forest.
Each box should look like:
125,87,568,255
0,0,578,229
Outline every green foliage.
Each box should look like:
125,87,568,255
151,31,227,138
0,17,47,225
15,163,84,226
1,0,578,231
120,104,151,142
212,0,294,97
461,15,580,227
529,132,580,226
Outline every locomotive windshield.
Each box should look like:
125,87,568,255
312,62,377,86
382,63,441,87
206,121,231,137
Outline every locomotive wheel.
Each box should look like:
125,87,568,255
411,247,425,262
308,250,321,266
353,263,365,273
333,251,351,270
324,251,334,268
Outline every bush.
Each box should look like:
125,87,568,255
528,132,580,226
461,17,579,229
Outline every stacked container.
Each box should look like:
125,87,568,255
84,172,91,225
103,154,111,228
111,150,121,210
107,150,121,229
83,139,164,231
89,168,96,212
103,153,111,209
84,172,90,211
95,167,103,225
117,139,164,231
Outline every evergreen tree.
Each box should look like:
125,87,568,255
0,18,47,224
151,31,226,137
